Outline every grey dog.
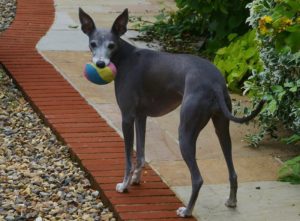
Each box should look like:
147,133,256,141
79,8,264,217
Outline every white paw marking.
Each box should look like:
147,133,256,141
176,207,190,217
116,183,127,193
225,199,237,208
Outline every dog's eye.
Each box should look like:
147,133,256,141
90,42,97,48
108,43,115,50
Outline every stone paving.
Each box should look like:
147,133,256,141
0,0,194,220
2,0,300,220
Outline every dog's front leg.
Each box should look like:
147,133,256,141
131,115,146,185
116,117,135,193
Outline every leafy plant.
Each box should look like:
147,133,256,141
282,134,300,144
245,0,300,145
214,30,263,92
135,0,252,56
132,9,204,56
278,155,300,184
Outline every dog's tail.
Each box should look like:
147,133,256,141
215,88,265,124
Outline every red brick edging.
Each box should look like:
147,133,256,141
0,1,196,220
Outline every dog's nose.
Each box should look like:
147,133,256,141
96,60,106,68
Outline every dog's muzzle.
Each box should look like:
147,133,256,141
96,60,106,68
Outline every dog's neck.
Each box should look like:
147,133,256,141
111,38,136,67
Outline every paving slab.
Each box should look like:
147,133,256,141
151,155,282,186
37,0,174,51
35,0,300,220
173,182,300,221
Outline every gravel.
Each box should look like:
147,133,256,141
0,68,115,220
0,0,16,33
0,66,117,220
0,2,115,220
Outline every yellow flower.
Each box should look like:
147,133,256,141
259,25,268,35
295,17,300,24
281,17,293,26
258,16,272,35
261,15,273,24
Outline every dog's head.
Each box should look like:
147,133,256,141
79,8,128,68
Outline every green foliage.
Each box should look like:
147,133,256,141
136,0,252,56
278,155,300,184
245,0,300,145
133,9,203,56
173,0,252,53
249,0,300,52
214,30,263,92
282,134,300,144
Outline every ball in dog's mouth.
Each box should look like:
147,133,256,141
84,62,117,85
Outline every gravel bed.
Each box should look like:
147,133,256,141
1,2,115,220
0,68,116,221
0,69,115,221
0,0,16,33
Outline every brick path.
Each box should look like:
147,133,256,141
0,0,196,220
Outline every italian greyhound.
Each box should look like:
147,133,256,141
79,8,264,217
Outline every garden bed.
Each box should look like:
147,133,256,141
0,67,115,220
0,1,115,220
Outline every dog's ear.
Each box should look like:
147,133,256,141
111,8,129,36
79,7,96,35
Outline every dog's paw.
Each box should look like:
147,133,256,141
176,207,191,218
225,198,237,208
116,183,128,193
131,173,141,185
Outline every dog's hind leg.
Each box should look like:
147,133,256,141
177,94,211,217
116,116,135,192
212,113,238,208
131,115,147,185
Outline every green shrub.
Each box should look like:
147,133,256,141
245,0,300,145
173,0,252,53
278,155,300,184
137,0,252,56
134,9,203,55
214,30,263,92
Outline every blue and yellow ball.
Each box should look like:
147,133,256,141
84,62,117,85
